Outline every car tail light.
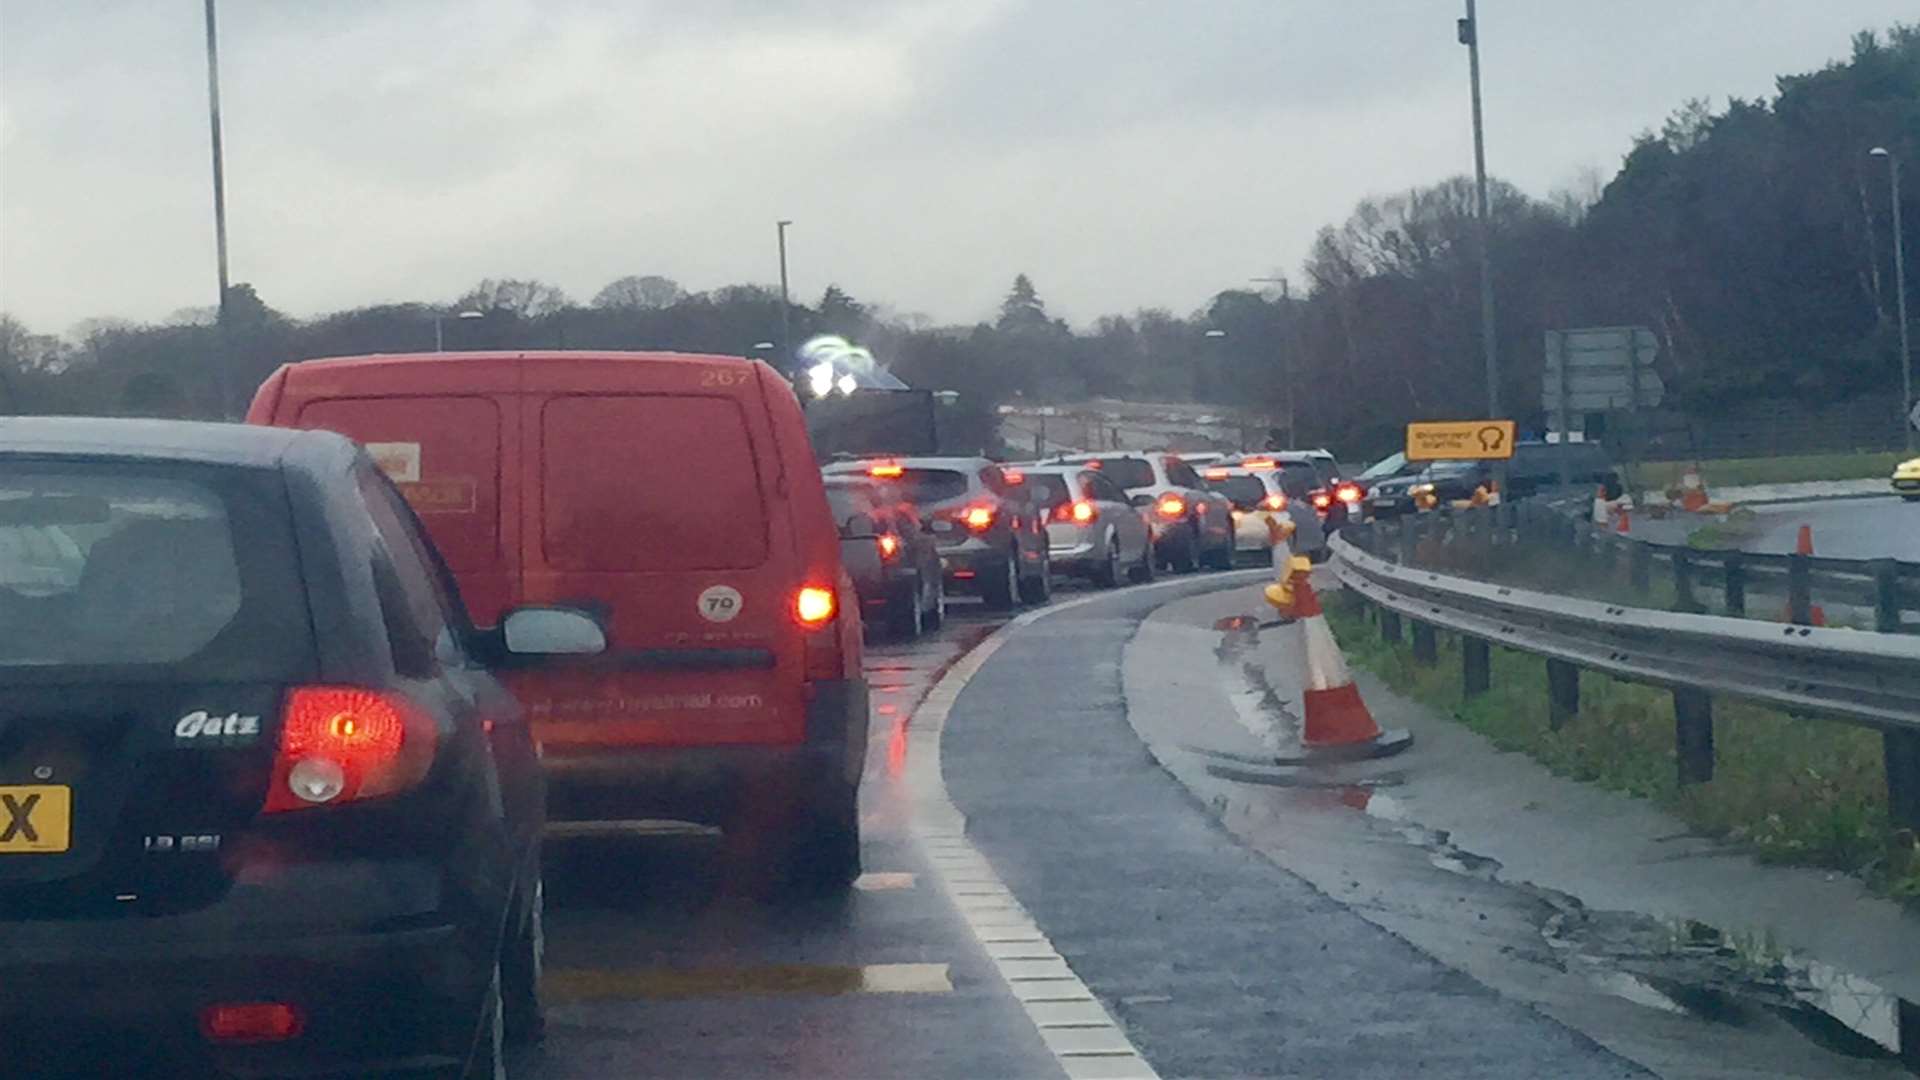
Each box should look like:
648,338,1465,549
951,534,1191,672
877,534,901,560
1336,483,1362,504
201,1003,304,1044
1203,467,1231,480
795,586,837,626
263,688,437,814
868,461,904,478
962,504,996,531
1068,501,1098,524
1155,495,1186,519
1261,493,1288,511
1311,490,1333,511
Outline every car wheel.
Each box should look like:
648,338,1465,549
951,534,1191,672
502,878,546,1045
439,962,506,1080
1165,528,1199,574
924,575,946,630
782,782,861,895
1094,535,1122,588
886,578,924,640
1906,494,1919,504
981,552,1018,610
1020,548,1052,605
1129,539,1156,584
1206,534,1236,571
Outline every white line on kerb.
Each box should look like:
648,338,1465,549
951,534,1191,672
905,569,1267,1080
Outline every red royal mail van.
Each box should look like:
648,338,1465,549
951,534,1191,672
248,352,866,889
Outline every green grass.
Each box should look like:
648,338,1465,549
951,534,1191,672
1325,590,1920,903
1638,450,1906,489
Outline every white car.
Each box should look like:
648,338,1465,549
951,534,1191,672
1202,464,1327,562
1018,465,1156,587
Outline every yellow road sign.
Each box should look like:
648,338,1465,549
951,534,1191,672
1406,420,1516,461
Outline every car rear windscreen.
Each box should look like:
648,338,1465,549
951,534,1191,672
1210,475,1267,506
0,462,312,675
892,469,970,505
1025,474,1072,509
824,482,880,529
541,395,771,571
1090,458,1155,489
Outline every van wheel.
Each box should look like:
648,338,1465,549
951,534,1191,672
502,878,546,1045
886,578,924,640
1094,535,1123,588
981,552,1018,610
1019,551,1051,605
783,783,861,895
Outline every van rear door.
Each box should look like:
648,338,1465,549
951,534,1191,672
513,358,804,750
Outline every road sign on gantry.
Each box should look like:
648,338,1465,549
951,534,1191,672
1543,326,1664,413
1406,420,1516,461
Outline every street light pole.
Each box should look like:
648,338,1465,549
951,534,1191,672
202,0,235,416
1460,0,1500,418
1872,147,1913,450
776,220,793,374
1252,276,1298,449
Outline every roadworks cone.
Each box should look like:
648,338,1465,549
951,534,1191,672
1679,463,1710,512
1796,524,1814,556
1615,506,1632,534
1288,569,1413,760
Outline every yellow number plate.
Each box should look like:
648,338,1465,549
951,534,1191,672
0,786,72,854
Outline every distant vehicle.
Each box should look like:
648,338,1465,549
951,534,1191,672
1049,453,1235,572
1018,464,1155,587
824,474,945,637
0,417,579,1079
1202,463,1328,562
1892,456,1918,502
251,351,869,893
822,456,1051,610
1369,441,1625,516
1236,453,1361,529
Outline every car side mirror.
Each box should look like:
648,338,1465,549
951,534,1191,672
501,606,607,656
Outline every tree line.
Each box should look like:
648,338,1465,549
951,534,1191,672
2,24,1914,461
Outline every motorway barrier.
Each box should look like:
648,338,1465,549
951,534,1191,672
1331,518,1920,830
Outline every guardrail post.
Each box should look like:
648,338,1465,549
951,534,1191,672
1671,549,1704,614
1673,689,1714,784
1788,554,1814,626
1887,731,1920,832
1723,552,1747,617
1872,559,1901,634
1411,621,1437,664
1380,607,1402,643
1546,659,1579,729
1398,517,1417,566
1629,542,1652,595
1462,637,1491,697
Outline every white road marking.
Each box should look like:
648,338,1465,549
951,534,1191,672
907,568,1270,1080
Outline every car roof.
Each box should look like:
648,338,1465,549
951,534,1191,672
0,416,332,468
824,455,994,471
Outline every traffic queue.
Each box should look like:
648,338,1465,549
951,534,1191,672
0,350,1365,1079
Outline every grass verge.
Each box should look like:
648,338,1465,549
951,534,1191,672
1639,450,1906,489
1324,588,1920,903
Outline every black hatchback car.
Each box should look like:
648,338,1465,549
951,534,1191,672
0,418,601,1078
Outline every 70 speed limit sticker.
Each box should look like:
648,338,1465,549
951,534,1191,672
697,585,744,622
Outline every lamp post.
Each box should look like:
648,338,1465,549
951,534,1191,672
434,310,485,352
1870,147,1913,450
202,0,234,416
1459,0,1500,417
776,220,793,373
1252,276,1299,450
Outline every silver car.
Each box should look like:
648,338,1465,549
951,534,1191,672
1019,465,1156,587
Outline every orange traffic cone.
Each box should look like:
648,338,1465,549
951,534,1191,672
1616,507,1632,534
1288,570,1413,760
1796,524,1814,556
1679,463,1710,512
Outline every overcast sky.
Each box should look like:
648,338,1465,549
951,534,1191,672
1,1,1912,334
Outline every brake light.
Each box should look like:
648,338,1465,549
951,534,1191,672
1243,458,1277,470
1311,490,1333,510
1000,468,1024,485
1057,500,1097,524
1156,495,1186,518
795,586,837,626
263,688,437,813
962,505,996,531
868,462,904,478
1336,483,1362,504
877,533,901,560
1203,467,1231,479
201,1003,304,1044
1261,493,1288,511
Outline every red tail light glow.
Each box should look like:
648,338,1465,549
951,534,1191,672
1336,483,1362,504
1261,493,1288,511
1057,501,1097,524
264,688,436,813
795,586,837,626
962,505,996,531
1203,467,1231,480
877,534,901,559
201,1003,304,1045
1156,495,1186,518
1311,490,1333,510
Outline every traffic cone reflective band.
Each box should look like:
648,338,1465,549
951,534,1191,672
1679,463,1710,512
1290,574,1387,749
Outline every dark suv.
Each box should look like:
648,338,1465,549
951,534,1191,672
822,457,1050,610
0,418,598,1079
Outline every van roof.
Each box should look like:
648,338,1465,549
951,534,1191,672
283,350,755,377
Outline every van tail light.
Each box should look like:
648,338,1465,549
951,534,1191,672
1057,501,1098,524
1261,493,1288,511
263,688,438,814
962,505,996,532
877,534,901,560
1336,483,1363,504
1155,495,1186,519
795,585,837,627
201,1003,304,1045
